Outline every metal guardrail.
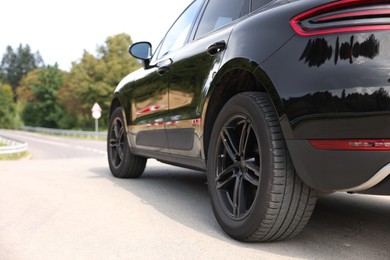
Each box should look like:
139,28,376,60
21,126,106,138
0,126,105,156
0,136,28,155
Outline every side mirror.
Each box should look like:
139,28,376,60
129,42,152,69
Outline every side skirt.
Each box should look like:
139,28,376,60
131,147,207,172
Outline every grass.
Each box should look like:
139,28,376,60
0,142,30,160
0,151,30,160
27,130,107,141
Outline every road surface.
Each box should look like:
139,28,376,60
0,129,106,159
0,130,389,259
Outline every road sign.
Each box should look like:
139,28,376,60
91,102,102,139
91,102,102,119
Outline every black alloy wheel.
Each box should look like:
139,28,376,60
215,114,261,220
107,107,146,178
207,92,317,242
109,115,126,169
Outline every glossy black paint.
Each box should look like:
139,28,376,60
110,0,390,194
264,32,390,139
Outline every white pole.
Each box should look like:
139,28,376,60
95,118,98,140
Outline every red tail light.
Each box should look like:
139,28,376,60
309,139,390,151
291,0,390,36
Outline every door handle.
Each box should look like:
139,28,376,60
207,41,226,56
157,66,170,75
156,58,172,76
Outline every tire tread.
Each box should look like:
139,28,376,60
239,92,317,242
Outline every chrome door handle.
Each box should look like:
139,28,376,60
207,41,226,56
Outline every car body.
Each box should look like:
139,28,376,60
108,0,390,242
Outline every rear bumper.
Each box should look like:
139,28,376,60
287,140,390,194
342,163,390,193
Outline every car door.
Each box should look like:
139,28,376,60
128,66,170,152
129,0,204,153
163,0,250,157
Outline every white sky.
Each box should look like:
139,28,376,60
1,0,193,71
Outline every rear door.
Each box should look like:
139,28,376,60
163,0,250,158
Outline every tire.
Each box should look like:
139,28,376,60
107,107,147,178
207,92,317,242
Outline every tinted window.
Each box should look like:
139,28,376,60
252,0,273,11
158,0,203,59
195,0,249,39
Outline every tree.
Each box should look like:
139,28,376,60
0,83,17,128
58,33,140,129
21,65,64,128
58,51,110,129
17,68,41,102
97,33,140,86
0,44,44,101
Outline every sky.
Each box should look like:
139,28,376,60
1,0,193,71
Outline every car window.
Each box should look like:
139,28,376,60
251,0,273,11
195,0,249,39
157,0,203,59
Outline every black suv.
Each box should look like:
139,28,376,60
108,0,390,242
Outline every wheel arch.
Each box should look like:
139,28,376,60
109,97,121,119
202,58,286,159
109,95,132,125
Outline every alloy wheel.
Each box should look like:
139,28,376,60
109,117,126,168
215,115,261,220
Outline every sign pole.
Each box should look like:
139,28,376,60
95,118,99,139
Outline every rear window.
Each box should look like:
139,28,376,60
195,0,249,39
252,0,273,12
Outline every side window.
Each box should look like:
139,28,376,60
157,0,203,59
195,0,249,39
252,0,273,11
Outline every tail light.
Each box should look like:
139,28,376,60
309,139,390,151
291,0,390,36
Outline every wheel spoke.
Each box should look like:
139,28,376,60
220,129,239,162
232,175,245,218
118,124,125,140
109,138,117,148
246,159,261,177
117,145,124,161
216,164,235,189
112,149,119,166
243,171,259,187
239,120,252,158
114,120,120,139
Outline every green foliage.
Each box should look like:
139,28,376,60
4,33,139,130
0,83,19,128
97,33,140,86
59,51,110,129
0,44,44,101
58,33,140,130
17,68,40,102
22,65,64,128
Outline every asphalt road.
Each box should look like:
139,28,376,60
0,130,106,159
0,130,389,259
